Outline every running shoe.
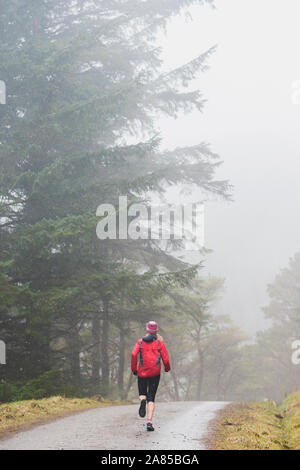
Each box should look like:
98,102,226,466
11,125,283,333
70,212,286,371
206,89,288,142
147,422,154,431
139,399,146,418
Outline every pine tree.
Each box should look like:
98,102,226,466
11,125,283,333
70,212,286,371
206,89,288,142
0,0,229,397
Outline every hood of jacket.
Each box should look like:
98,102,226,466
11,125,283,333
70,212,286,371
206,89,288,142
143,333,157,343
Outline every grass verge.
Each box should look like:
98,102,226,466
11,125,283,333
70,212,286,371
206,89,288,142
212,391,300,450
0,395,127,439
282,392,300,449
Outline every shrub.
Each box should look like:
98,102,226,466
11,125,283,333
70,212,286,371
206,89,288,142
0,370,80,403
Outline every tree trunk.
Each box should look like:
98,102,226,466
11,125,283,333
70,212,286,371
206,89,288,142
68,325,81,388
118,324,125,398
195,326,204,401
184,374,193,401
216,372,222,401
91,312,101,391
101,299,109,393
124,372,134,400
170,366,180,401
196,347,204,400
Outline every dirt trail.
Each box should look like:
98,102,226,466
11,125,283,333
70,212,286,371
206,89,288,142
0,401,228,450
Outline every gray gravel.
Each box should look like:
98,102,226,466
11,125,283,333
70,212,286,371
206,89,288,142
0,401,228,450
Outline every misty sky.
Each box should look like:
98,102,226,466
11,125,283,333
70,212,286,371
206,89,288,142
159,0,300,334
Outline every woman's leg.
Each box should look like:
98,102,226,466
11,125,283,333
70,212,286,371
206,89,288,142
138,376,147,401
146,375,160,421
147,401,155,420
137,377,147,417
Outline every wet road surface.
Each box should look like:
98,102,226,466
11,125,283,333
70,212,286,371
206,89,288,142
0,401,228,450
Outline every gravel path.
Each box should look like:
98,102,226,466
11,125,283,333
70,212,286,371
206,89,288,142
0,401,228,450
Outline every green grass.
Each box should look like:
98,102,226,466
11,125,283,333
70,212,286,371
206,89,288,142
213,391,300,450
281,392,300,449
0,395,127,438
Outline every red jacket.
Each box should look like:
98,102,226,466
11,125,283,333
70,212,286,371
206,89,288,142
131,334,171,378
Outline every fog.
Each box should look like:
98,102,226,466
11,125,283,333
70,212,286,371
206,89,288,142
160,0,300,334
2,0,300,412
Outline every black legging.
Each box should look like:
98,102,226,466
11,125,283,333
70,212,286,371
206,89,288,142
138,375,160,402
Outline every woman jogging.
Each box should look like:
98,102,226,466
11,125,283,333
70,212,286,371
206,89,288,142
131,321,171,431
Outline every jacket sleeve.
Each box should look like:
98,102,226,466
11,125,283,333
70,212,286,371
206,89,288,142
161,342,171,372
131,340,140,373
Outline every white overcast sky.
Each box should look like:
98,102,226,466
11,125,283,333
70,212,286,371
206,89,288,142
159,0,300,334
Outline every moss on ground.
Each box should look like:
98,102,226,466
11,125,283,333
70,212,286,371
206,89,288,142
213,391,300,450
0,396,127,438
